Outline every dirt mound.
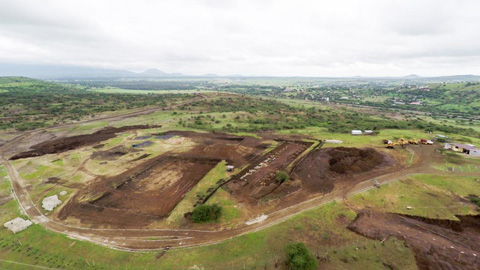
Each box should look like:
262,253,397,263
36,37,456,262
45,177,65,184
294,147,387,193
91,146,130,160
348,210,480,270
10,125,159,160
328,147,384,174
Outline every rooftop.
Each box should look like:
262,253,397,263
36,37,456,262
451,143,478,150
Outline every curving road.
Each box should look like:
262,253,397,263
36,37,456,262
0,109,471,252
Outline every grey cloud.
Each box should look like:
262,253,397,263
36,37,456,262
0,0,479,76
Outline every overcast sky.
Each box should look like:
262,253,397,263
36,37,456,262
0,0,479,77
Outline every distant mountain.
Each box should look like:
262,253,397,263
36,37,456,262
140,68,168,77
0,62,479,81
0,63,183,79
403,74,422,78
431,74,480,81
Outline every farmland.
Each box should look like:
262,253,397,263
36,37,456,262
1,77,480,269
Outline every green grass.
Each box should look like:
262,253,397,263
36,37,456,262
0,163,418,269
21,165,64,181
159,202,417,270
349,174,480,220
69,121,109,134
208,189,241,226
89,87,215,95
102,136,125,149
167,161,227,225
411,174,480,197
279,127,434,147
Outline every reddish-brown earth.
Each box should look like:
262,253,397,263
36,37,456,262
10,125,159,160
294,147,392,194
56,131,271,227
348,210,480,270
58,155,220,227
227,140,313,201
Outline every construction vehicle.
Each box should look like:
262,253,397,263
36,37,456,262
384,138,411,149
408,139,419,145
384,137,434,149
420,139,433,145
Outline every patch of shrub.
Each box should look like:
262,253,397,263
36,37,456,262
469,195,480,207
191,204,222,223
276,171,290,183
285,242,318,270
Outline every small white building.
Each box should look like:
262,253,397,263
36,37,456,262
445,143,480,156
351,130,362,135
364,130,374,135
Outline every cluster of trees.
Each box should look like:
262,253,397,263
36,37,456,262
0,78,185,130
178,98,480,138
191,204,222,223
78,80,214,90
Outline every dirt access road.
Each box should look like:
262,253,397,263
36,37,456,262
2,140,470,252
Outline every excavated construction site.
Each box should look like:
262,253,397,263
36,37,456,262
50,130,277,227
227,140,313,201
348,210,480,270
10,126,402,229
293,147,394,194
9,123,479,270
9,125,160,160
58,155,221,227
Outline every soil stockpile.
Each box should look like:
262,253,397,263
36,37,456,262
294,147,387,193
91,145,130,160
328,147,384,174
348,210,480,270
10,125,159,160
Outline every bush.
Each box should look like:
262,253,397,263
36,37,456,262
191,204,222,223
276,171,290,183
285,243,318,270
470,196,480,207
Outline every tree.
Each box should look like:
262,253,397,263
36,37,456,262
285,243,318,270
191,204,222,223
276,171,290,183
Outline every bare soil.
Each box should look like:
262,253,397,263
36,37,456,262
348,210,480,270
227,140,313,201
294,147,393,194
56,131,270,228
10,125,159,160
164,131,269,167
91,145,131,160
58,155,220,227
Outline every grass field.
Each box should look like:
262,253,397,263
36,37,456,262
278,127,437,147
89,87,215,95
167,161,228,226
0,163,419,270
349,174,480,220
4,150,478,269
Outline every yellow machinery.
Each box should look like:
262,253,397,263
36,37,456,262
384,138,433,148
385,138,412,149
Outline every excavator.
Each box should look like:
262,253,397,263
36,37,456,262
384,138,408,149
